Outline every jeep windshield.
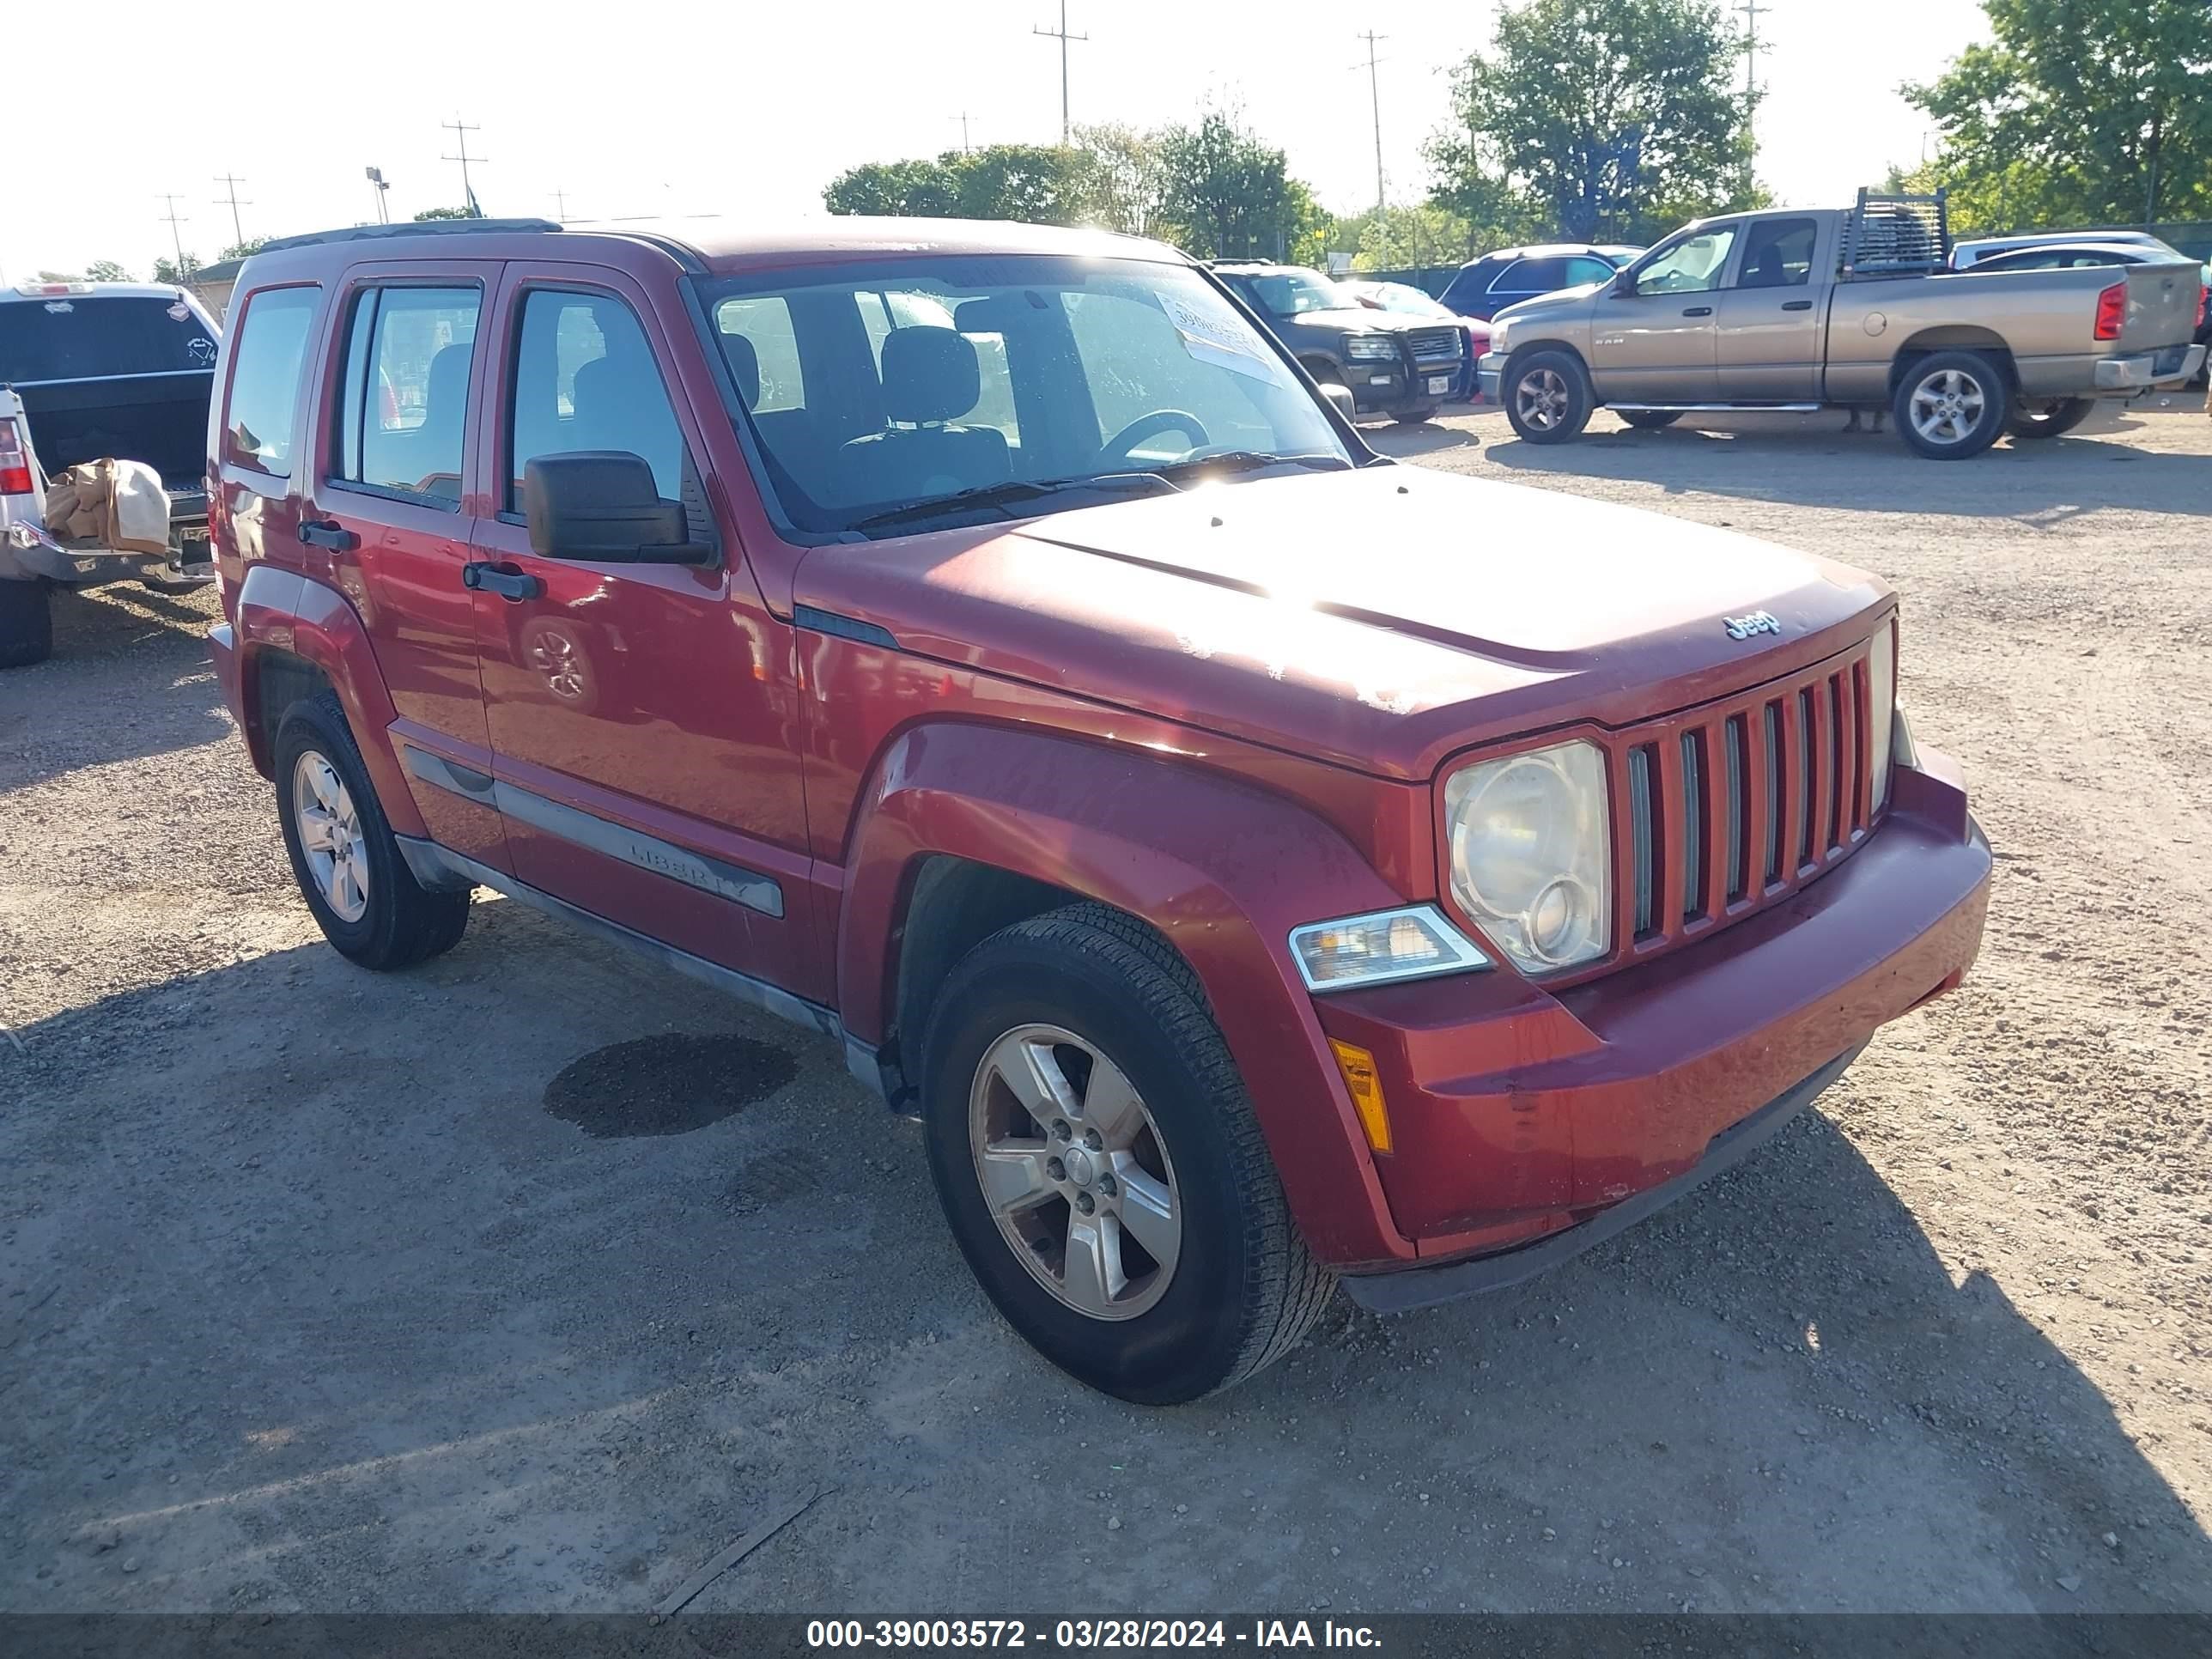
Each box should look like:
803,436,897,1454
697,256,1354,540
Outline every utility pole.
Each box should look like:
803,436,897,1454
366,166,391,223
1356,32,1388,217
156,193,191,275
1735,0,1764,107
1032,2,1086,145
553,186,570,222
213,173,251,247
441,115,487,214
951,112,975,155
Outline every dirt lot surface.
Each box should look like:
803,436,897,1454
3,398,2209,1617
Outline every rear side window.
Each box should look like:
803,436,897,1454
507,289,686,506
1736,218,1818,288
222,286,320,477
1494,258,1568,293
336,286,479,507
1564,257,1617,287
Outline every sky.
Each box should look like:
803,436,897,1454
4,0,1995,283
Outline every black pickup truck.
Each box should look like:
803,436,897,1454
1209,262,1465,424
0,281,222,666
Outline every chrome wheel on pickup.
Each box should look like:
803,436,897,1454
922,902,1334,1403
292,750,370,922
1893,350,2007,459
1503,349,1593,444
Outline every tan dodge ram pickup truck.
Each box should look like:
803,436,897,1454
1476,191,2207,459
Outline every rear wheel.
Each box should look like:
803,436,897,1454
274,690,471,969
0,579,53,670
1893,351,2008,459
1503,349,1593,444
1619,410,1683,430
2005,396,2094,441
921,902,1334,1403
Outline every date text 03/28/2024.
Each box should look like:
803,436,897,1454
805,1620,1382,1649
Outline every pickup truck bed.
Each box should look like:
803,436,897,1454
12,370,213,507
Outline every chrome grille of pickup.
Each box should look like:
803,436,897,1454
1405,326,1462,365
1620,638,1880,957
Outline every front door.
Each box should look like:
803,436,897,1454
1587,222,1742,404
1709,216,1826,402
465,270,820,1000
308,262,508,872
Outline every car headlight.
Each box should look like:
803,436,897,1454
1443,739,1612,974
1289,905,1491,992
1486,319,1512,354
1345,334,1397,362
1866,618,1899,811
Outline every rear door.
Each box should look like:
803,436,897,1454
1709,215,1826,401
307,260,508,872
465,264,819,1000
1587,222,1742,403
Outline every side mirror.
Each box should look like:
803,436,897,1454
1612,271,1639,297
1320,381,1358,423
523,453,714,565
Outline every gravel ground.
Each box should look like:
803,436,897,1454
2,398,2208,1616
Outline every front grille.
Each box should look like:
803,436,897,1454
1620,638,1879,957
1405,326,1462,365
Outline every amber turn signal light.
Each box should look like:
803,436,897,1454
1329,1038,1392,1154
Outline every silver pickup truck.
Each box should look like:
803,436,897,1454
1475,191,2207,459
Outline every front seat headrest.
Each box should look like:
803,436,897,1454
880,326,979,425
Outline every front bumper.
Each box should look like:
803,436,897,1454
2095,342,2204,391
1476,353,1507,404
1316,756,1990,1291
1346,354,1461,417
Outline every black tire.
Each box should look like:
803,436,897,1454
1502,348,1593,444
1391,404,1441,426
1619,410,1683,430
273,690,471,970
0,579,53,670
2005,396,2094,441
1892,350,2009,459
921,902,1334,1404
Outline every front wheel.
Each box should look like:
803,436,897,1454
274,690,471,969
921,903,1334,1403
1893,351,2008,459
2005,396,2094,441
1503,349,1593,444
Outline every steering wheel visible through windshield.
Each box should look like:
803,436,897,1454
699,255,1352,538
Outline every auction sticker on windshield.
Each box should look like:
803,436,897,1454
1167,296,1285,385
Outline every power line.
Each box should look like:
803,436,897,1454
155,193,191,273
441,114,488,212
213,173,252,247
1032,2,1087,146
1356,32,1388,216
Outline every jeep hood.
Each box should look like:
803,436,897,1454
793,466,1889,781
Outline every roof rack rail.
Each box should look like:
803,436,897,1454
255,218,563,255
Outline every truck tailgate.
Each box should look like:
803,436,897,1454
2120,262,2203,349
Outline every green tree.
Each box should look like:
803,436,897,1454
1155,111,1326,261
33,269,84,283
1073,124,1168,236
823,145,1094,222
153,254,201,283
1904,0,2212,228
1429,0,1759,244
220,237,270,262
412,206,477,222
84,259,133,283
823,155,964,216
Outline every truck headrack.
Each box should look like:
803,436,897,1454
1842,188,1951,278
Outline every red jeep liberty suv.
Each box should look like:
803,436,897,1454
205,216,1990,1403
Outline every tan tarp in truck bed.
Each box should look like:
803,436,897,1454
42,459,170,556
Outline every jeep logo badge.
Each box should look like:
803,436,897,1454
1723,611,1782,641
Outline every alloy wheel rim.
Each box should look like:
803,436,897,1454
968,1023,1182,1322
292,750,370,923
1909,368,1986,445
1516,368,1568,429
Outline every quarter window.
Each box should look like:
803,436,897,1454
336,286,480,507
507,290,686,507
222,286,320,476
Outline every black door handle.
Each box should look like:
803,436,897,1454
1681,306,1714,317
461,561,543,602
1781,299,1814,312
298,519,357,551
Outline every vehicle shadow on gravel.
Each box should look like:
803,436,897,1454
0,584,234,792
1467,418,2212,521
6,907,2209,1613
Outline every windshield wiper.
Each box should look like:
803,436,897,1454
1149,450,1352,481
849,471,1176,534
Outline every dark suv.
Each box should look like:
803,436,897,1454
1438,245,1641,321
1211,263,1463,422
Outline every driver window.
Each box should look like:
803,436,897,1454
1634,227,1741,296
